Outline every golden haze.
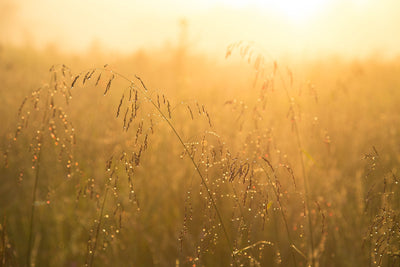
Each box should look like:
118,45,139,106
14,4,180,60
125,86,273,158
1,0,400,266
1,0,400,59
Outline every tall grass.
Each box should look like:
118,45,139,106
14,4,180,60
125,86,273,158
0,43,399,266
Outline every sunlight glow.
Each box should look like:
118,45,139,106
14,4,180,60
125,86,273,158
268,0,332,23
5,0,398,58
217,0,332,24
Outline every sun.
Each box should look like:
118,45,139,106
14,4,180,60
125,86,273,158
217,0,332,24
269,0,331,22
269,0,333,23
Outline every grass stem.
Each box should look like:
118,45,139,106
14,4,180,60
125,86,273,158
87,69,236,264
88,187,109,267
26,134,43,267
260,158,298,267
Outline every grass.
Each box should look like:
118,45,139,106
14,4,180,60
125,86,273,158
0,43,400,266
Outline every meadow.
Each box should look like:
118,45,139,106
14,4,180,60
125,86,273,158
0,42,399,267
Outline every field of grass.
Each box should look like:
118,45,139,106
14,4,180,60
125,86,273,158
0,42,399,267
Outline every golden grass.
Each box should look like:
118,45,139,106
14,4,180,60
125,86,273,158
0,44,399,266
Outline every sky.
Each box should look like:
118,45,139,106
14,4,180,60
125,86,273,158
1,0,400,59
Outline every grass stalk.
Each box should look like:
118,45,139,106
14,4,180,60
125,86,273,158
227,43,315,264
292,118,315,266
136,74,235,259
88,187,109,267
79,69,236,263
1,216,6,267
26,133,43,267
259,158,298,267
278,73,315,266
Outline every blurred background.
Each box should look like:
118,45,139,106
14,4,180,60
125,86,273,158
1,0,400,60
